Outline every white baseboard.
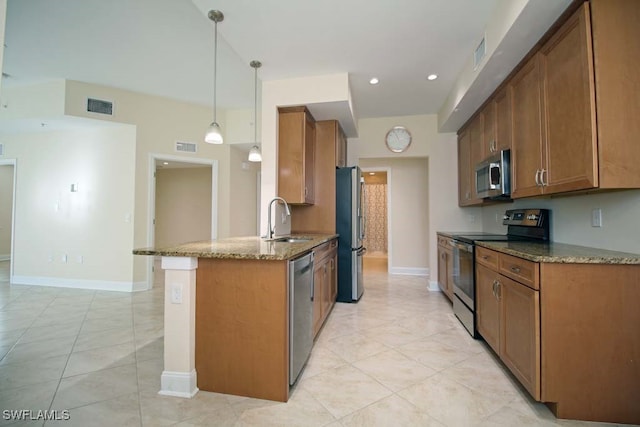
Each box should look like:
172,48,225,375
0,254,9,261
132,281,150,292
159,370,198,398
428,280,442,292
11,275,140,292
389,267,429,276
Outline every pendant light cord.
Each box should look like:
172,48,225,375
213,20,218,123
254,64,258,143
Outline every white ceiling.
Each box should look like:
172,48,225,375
2,0,570,132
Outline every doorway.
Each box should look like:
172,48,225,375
147,154,218,289
361,169,389,273
0,161,16,282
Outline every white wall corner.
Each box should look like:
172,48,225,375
427,280,441,292
158,370,198,398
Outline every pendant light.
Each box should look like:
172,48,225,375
248,60,262,162
205,10,224,144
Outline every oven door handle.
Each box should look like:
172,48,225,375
449,240,473,253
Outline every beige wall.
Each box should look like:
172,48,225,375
155,167,212,248
0,164,13,259
260,73,352,235
347,114,481,277
229,146,259,237
0,0,6,95
0,79,259,289
1,126,137,288
63,80,237,284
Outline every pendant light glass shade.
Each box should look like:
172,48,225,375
205,121,223,144
248,60,262,162
248,145,262,162
205,10,224,144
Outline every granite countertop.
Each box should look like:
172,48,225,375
132,234,338,261
476,241,640,265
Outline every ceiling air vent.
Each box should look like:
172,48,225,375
474,35,486,70
87,98,113,115
175,141,197,153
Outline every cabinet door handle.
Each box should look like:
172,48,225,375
492,280,498,297
535,169,541,186
481,255,489,260
510,266,521,273
496,281,501,299
541,169,547,186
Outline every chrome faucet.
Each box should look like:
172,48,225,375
265,197,291,240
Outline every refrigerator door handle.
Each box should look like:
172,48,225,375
360,181,366,242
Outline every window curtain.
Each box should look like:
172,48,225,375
363,183,387,253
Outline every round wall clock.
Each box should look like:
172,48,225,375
385,126,412,153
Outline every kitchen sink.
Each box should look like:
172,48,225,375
270,237,313,243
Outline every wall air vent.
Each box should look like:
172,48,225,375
87,98,113,115
175,141,197,153
474,35,486,70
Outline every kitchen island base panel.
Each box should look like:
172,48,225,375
195,258,289,402
541,263,640,425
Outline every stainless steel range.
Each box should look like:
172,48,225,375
449,208,550,337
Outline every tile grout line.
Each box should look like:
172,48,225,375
46,288,97,416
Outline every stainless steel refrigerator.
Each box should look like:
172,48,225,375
336,166,365,302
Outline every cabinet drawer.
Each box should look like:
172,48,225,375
476,246,499,270
499,253,539,290
313,239,336,263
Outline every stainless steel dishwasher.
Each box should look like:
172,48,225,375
289,251,314,385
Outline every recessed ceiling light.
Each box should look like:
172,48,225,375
369,77,379,85
427,74,438,81
369,172,376,175
163,162,169,165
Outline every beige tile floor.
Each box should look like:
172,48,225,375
0,259,629,426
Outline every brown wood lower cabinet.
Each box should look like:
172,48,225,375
194,238,338,403
476,246,640,424
436,234,454,301
476,262,540,399
312,239,338,337
195,258,289,402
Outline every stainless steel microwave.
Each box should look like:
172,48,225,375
475,149,511,199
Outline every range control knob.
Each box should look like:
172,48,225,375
503,214,510,220
527,214,539,221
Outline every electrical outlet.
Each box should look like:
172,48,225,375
171,284,183,304
591,208,602,227
467,214,476,223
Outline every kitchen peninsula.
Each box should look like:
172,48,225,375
133,234,338,402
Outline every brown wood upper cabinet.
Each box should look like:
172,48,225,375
512,4,597,198
278,106,315,204
510,0,640,198
493,85,512,153
458,115,485,206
